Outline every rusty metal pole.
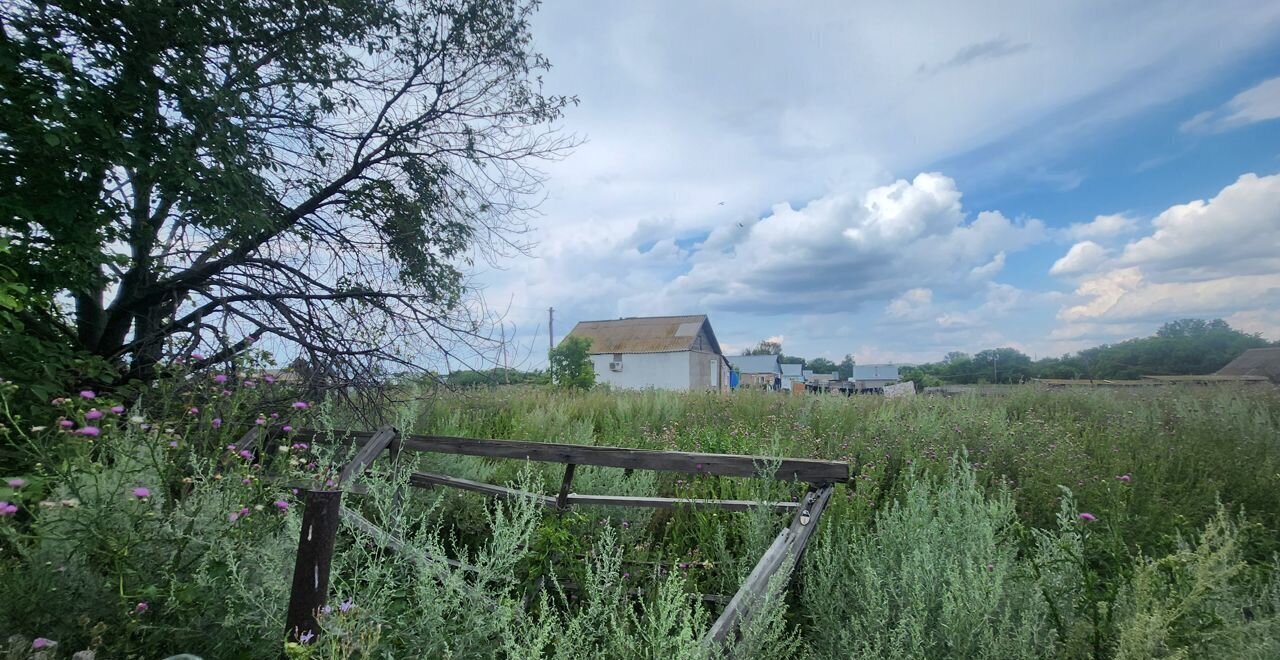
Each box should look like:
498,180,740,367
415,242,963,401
285,489,343,644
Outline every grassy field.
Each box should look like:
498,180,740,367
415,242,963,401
2,382,1279,658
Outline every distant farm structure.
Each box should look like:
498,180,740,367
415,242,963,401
561,315,731,392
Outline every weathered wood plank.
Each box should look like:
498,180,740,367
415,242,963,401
564,494,798,512
555,464,577,510
291,429,850,484
407,471,557,508
233,426,263,452
337,426,396,486
705,484,836,649
400,435,849,484
285,490,342,644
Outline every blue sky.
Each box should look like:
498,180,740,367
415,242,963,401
476,1,1280,368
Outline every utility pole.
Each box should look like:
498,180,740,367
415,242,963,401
548,307,554,353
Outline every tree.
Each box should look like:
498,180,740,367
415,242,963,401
0,0,574,394
743,340,783,356
837,354,855,380
806,357,837,374
548,336,594,389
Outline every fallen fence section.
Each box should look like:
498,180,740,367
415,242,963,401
279,427,849,649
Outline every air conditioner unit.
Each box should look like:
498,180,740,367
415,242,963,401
609,361,623,372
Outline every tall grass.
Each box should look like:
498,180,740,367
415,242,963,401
2,380,1279,657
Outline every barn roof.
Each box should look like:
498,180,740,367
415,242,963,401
1216,348,1280,383
781,362,803,377
563,315,723,355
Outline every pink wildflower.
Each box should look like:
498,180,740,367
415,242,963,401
222,390,233,397
263,375,275,384
255,416,266,425
338,597,354,613
188,406,200,415
58,419,74,429
243,380,255,388
191,352,205,361
31,638,53,649
270,412,279,419
292,401,309,410
238,449,253,460
77,426,100,437
213,374,228,384
228,511,240,523
1116,473,1132,483
0,502,17,516
85,408,103,420
79,390,95,399
134,601,149,614
282,425,293,433
1078,512,1097,523
131,487,151,499
274,500,289,511
110,405,125,414
7,478,26,489
212,417,222,429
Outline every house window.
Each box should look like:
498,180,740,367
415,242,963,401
613,353,622,362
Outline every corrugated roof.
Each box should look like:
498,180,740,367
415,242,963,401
727,354,781,374
563,315,723,355
853,364,900,380
781,363,803,377
1216,348,1280,383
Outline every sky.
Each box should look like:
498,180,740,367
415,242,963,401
474,0,1280,368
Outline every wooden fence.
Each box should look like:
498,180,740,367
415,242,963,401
245,427,849,651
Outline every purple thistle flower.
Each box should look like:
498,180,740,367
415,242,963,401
255,416,266,425
263,375,275,384
110,405,125,414
299,630,315,644
212,417,222,429
0,502,18,516
59,419,74,429
191,351,205,361
339,597,354,613
131,487,151,499
77,426,101,437
292,401,309,410
282,425,294,433
321,605,333,614
270,412,279,419
79,390,95,399
85,408,104,420
243,379,255,388
1116,473,1132,483
238,449,254,460
1078,512,1097,523
31,638,53,649
134,601,149,614
213,374,228,384
222,389,232,397
274,500,289,511
188,406,200,415
228,511,240,523
7,478,26,489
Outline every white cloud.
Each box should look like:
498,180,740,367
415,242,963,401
648,173,1045,313
1050,241,1110,276
1062,214,1137,241
969,251,1007,279
1053,172,1280,340
887,288,934,319
1181,76,1280,133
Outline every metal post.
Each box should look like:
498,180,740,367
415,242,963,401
285,489,343,644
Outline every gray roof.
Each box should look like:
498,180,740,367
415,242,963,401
781,363,803,377
1217,348,1280,383
728,354,781,374
564,315,722,355
853,364,900,380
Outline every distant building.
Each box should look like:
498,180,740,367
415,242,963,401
728,354,782,389
853,364,900,391
1216,348,1280,384
562,315,730,391
803,370,836,384
781,362,805,387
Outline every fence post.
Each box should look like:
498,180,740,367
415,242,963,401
285,489,343,644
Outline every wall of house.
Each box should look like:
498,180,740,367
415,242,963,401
687,350,725,391
858,378,898,390
590,352,692,390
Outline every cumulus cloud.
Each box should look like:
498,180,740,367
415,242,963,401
1181,76,1280,133
656,173,1046,313
1054,172,1280,340
887,288,933,320
1119,172,1280,275
1061,214,1137,241
1050,241,1109,276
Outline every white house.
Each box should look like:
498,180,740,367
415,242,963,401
562,315,730,391
727,354,782,389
